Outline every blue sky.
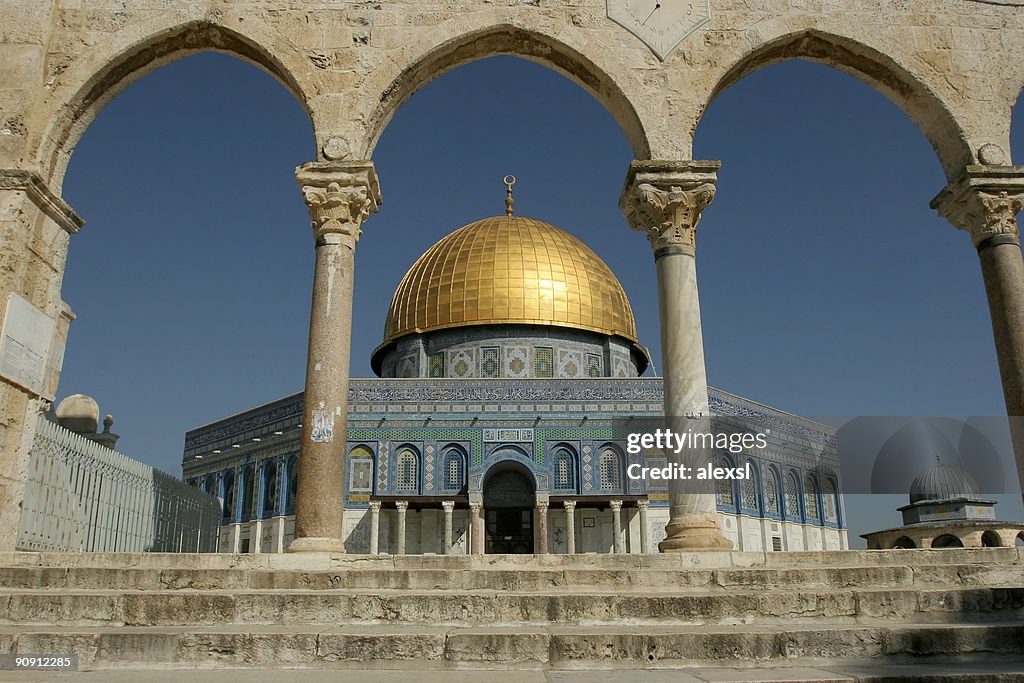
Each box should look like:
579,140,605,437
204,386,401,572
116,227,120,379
59,52,1024,545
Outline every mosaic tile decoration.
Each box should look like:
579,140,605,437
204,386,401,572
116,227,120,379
586,354,602,378
377,441,390,493
534,347,554,378
448,348,475,378
480,347,500,378
348,429,483,467
428,352,444,378
504,346,529,378
424,444,436,494
557,349,581,377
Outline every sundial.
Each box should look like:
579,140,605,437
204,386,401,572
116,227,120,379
607,0,712,61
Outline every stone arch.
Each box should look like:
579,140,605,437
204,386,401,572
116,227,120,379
36,20,316,188
893,536,916,549
362,23,650,159
699,29,971,179
981,530,1003,548
932,534,964,549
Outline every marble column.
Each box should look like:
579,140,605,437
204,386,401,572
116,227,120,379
395,500,408,555
564,500,576,554
637,499,650,554
610,500,623,554
932,166,1024,503
535,498,549,554
368,501,381,555
469,502,483,555
621,160,732,551
442,500,455,555
289,161,381,553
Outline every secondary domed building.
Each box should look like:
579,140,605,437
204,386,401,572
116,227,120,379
182,184,849,555
862,457,1024,549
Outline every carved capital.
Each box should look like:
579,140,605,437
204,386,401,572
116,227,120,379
368,501,382,512
609,500,623,511
536,501,549,512
637,499,649,510
931,166,1024,249
620,160,720,256
563,500,576,511
296,161,382,244
441,500,455,512
395,500,408,512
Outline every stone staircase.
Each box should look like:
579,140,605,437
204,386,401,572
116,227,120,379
0,549,1023,678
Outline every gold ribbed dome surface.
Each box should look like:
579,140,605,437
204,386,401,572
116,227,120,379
381,215,638,345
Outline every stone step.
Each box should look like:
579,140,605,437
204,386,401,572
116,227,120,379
4,622,1023,670
2,588,1023,627
3,548,1021,571
2,563,1021,593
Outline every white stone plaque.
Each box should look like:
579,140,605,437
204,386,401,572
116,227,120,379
0,293,54,398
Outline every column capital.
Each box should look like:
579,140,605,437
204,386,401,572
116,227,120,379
535,500,549,512
368,500,382,511
296,160,382,244
563,500,576,511
469,502,481,512
931,166,1024,250
441,500,455,511
395,500,408,512
619,160,720,257
609,499,623,511
637,499,649,510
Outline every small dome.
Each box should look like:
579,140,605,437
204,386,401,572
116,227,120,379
909,461,980,503
55,394,100,434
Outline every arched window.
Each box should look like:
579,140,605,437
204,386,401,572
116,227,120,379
716,456,735,508
553,447,576,492
741,461,760,512
763,467,780,515
222,470,235,521
285,455,299,514
804,475,820,522
203,475,215,495
349,445,374,493
981,530,1002,547
822,479,838,523
442,447,466,493
893,536,916,549
261,460,280,517
784,471,800,519
599,448,623,491
241,465,256,520
395,448,419,493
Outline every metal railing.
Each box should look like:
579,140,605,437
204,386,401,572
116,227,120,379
17,417,221,552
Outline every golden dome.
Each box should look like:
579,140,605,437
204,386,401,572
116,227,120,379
378,214,639,349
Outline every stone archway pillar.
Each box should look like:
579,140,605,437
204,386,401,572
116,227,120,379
621,160,732,552
469,494,483,555
932,166,1024,504
289,161,381,554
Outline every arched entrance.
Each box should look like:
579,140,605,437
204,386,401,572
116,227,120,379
483,462,536,554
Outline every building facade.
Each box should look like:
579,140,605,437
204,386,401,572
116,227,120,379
183,208,847,554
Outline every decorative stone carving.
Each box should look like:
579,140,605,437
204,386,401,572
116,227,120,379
931,166,1024,248
620,161,720,255
296,162,382,243
978,144,1007,166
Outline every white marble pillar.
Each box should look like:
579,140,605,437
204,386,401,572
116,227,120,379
932,166,1024,504
564,500,576,554
637,499,650,554
621,160,731,551
290,162,381,553
535,499,549,554
610,500,623,554
395,500,408,555
469,502,483,555
368,501,381,555
442,500,454,555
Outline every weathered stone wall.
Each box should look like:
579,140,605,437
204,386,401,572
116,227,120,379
1,0,1022,550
